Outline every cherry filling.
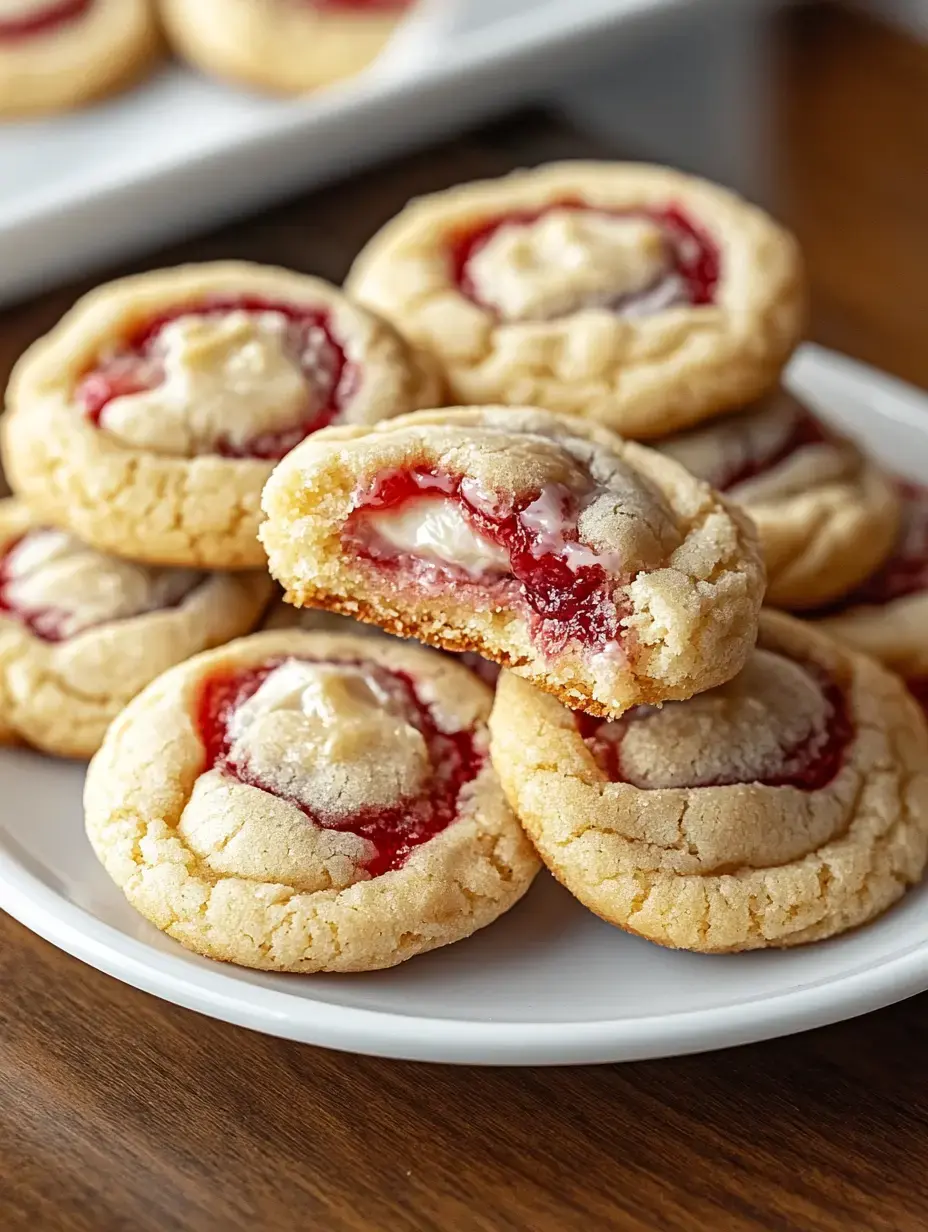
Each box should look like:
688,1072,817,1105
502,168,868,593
835,482,928,607
196,657,481,877
0,534,70,642
449,200,720,315
575,667,852,792
76,296,356,461
714,408,829,492
345,468,623,653
0,0,90,41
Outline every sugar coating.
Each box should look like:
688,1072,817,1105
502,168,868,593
489,610,928,952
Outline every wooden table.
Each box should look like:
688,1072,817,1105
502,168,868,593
3,7,928,1230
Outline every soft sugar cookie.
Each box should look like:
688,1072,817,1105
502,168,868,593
655,388,900,608
0,0,160,118
85,630,539,972
260,406,765,718
3,261,442,569
490,610,928,952
813,481,928,677
160,0,410,95
0,499,271,758
346,161,804,438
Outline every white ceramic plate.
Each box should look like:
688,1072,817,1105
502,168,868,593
2,342,928,1066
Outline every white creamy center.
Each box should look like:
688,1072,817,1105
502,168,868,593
467,210,677,321
3,529,200,638
367,496,510,579
519,485,623,572
0,0,59,17
99,311,314,457
228,659,429,815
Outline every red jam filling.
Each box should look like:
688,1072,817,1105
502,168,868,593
836,482,928,607
345,467,622,653
0,0,90,41
0,531,194,643
77,296,357,461
196,657,482,877
574,667,853,792
715,408,829,492
449,200,720,316
0,534,70,642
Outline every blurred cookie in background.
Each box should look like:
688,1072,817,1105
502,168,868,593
159,0,413,95
0,0,161,118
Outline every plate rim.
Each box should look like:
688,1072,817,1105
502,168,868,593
4,341,928,1066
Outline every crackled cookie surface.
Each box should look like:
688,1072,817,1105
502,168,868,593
85,630,539,972
813,481,928,676
260,406,764,718
0,499,270,758
0,0,160,117
490,610,928,952
160,0,410,95
655,389,900,608
346,162,804,438
3,261,440,568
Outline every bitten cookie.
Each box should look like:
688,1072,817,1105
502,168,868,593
260,406,765,718
160,0,410,94
490,611,928,952
345,161,805,438
0,0,160,118
85,630,539,972
2,261,441,569
813,482,928,677
0,498,271,758
654,388,901,608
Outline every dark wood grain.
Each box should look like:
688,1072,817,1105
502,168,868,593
3,6,928,1230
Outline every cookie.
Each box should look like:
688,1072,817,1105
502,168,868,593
813,481,928,677
159,0,409,95
345,161,805,439
85,630,539,972
0,0,160,118
260,406,765,718
264,601,501,686
490,610,928,952
2,261,442,569
654,388,901,609
0,498,271,758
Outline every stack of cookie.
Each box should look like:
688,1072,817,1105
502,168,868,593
1,0,412,119
2,160,927,974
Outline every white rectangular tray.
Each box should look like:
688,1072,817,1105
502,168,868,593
0,0,716,306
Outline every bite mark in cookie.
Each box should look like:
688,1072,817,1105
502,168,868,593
260,406,765,718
